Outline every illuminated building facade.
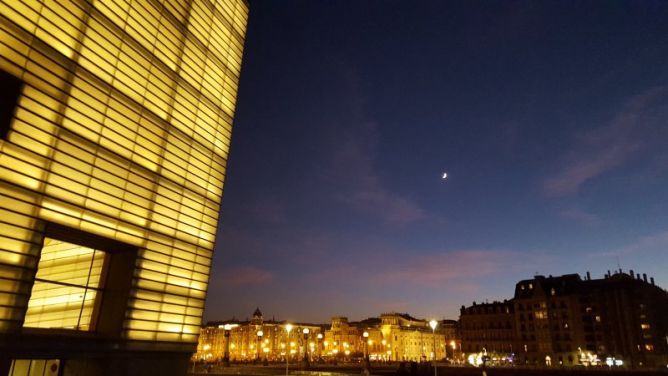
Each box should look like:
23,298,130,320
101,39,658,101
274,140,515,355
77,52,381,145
322,314,458,362
0,0,248,374
195,312,460,364
322,316,372,359
377,313,451,362
460,272,668,368
459,300,515,361
195,308,324,362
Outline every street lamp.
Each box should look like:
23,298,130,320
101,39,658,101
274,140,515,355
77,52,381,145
381,340,388,361
256,330,264,363
429,320,438,376
317,333,323,360
285,324,293,376
362,331,371,374
222,323,238,367
302,328,310,369
482,347,488,375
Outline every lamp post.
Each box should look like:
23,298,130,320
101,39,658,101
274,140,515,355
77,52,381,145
222,324,238,367
362,331,371,374
285,324,293,376
302,328,310,369
482,347,488,376
317,333,323,361
381,340,387,362
256,330,264,363
429,320,438,376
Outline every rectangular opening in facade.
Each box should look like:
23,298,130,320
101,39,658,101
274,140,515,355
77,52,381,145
22,223,137,336
0,69,22,139
23,237,106,331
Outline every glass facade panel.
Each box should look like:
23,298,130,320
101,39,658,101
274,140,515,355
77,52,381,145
24,238,105,330
0,0,248,345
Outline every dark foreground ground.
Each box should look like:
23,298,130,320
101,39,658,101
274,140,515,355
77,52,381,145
188,363,668,376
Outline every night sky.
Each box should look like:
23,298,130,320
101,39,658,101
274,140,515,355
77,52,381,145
204,1,668,324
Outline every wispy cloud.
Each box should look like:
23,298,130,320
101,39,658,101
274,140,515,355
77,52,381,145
328,120,426,225
307,64,428,226
558,207,600,226
594,229,668,257
221,266,274,286
371,250,543,287
244,198,288,224
544,86,667,196
312,247,549,289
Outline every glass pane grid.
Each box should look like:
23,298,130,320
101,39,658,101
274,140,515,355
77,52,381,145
23,238,103,330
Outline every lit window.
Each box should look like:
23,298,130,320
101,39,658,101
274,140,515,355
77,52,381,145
640,323,650,330
24,237,106,330
9,359,60,376
645,344,654,351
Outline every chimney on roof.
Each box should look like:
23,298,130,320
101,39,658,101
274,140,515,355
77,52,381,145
651,277,655,286
607,270,611,278
637,273,641,280
643,273,648,283
586,271,591,280
629,269,634,278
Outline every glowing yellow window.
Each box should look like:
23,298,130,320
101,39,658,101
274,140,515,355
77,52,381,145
23,238,106,331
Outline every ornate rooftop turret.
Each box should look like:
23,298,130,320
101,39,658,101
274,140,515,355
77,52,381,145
251,307,263,325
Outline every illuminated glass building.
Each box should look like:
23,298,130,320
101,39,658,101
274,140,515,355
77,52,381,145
0,0,248,374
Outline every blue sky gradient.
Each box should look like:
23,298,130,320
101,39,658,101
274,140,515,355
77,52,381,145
204,1,668,323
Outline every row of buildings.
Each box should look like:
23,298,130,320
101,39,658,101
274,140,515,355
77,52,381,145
196,309,459,363
196,270,668,369
460,270,668,368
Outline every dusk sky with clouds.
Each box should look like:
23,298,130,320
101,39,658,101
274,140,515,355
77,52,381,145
204,1,668,323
